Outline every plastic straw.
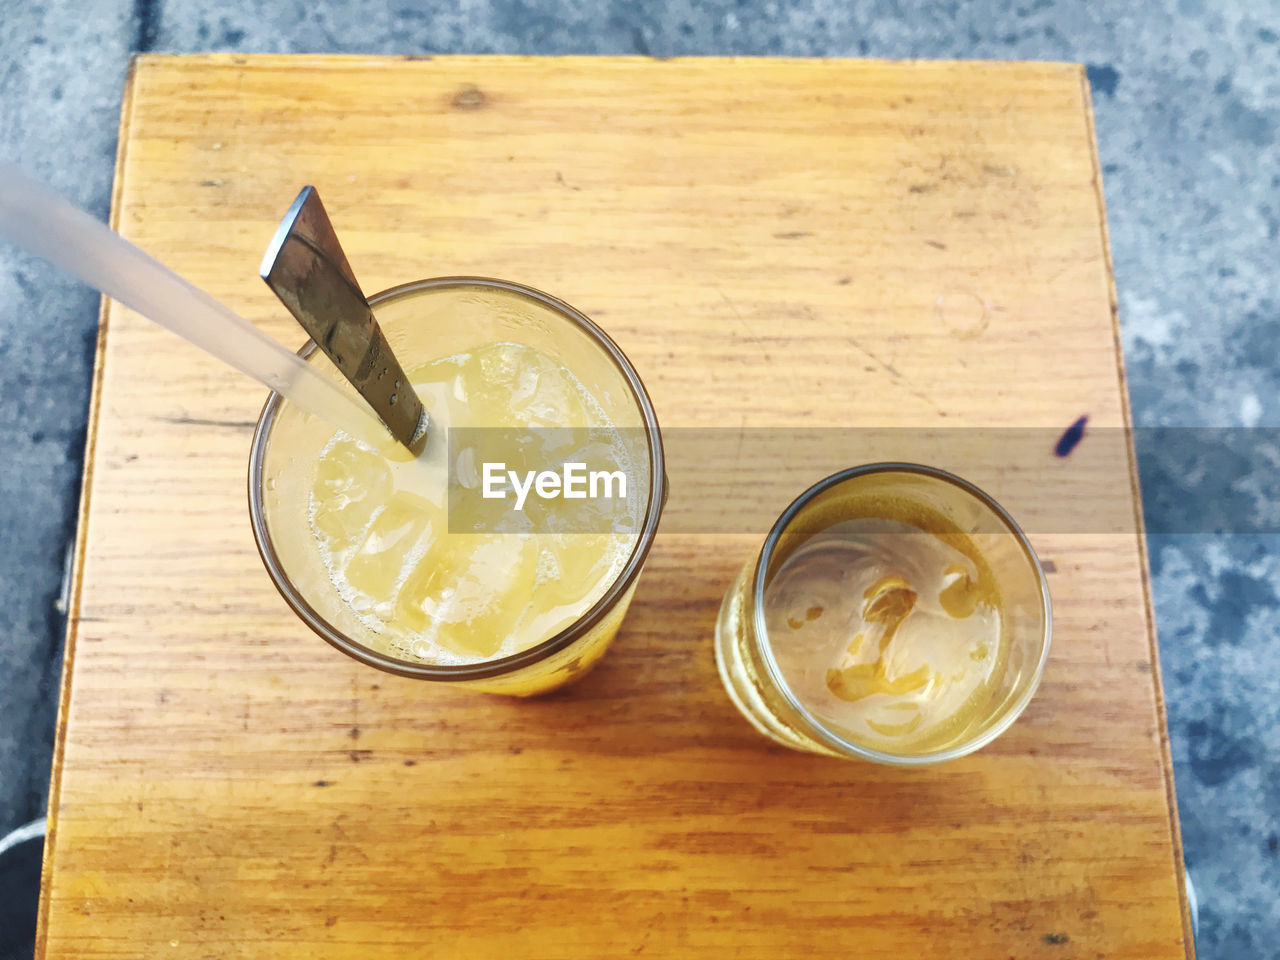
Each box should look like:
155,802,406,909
0,163,388,445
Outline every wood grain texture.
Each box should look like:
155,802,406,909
38,55,1193,959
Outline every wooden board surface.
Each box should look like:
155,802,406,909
39,55,1193,959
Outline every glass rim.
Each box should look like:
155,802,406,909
750,462,1053,765
248,275,667,681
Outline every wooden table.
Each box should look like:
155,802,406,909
38,56,1194,959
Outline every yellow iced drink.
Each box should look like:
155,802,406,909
253,279,663,695
304,341,637,669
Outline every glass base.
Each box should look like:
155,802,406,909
713,562,837,757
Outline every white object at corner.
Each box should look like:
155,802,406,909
0,818,45,858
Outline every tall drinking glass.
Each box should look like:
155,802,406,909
250,278,665,696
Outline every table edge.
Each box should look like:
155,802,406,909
129,50,1086,75
32,51,141,960
1078,70,1197,960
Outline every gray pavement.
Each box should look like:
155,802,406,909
1,2,1277,957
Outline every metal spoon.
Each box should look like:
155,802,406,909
260,186,427,453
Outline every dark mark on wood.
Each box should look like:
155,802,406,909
1054,415,1088,457
1136,661,1152,673
349,749,373,763
773,231,812,239
403,759,417,766
837,276,852,285
555,171,582,191
348,726,360,740
1043,933,1070,945
926,240,947,250
908,183,935,194
199,179,225,188
1040,559,1057,573
159,416,256,429
452,84,488,110
402,54,433,61
313,780,331,787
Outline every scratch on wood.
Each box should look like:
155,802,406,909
719,288,776,368
813,305,901,380
829,314,945,415
555,170,582,191
159,416,256,429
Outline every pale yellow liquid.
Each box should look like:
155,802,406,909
763,518,1006,752
308,341,637,666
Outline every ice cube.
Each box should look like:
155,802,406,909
343,492,439,598
395,535,536,657
311,440,393,547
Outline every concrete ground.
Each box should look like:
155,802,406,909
1,2,1277,957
